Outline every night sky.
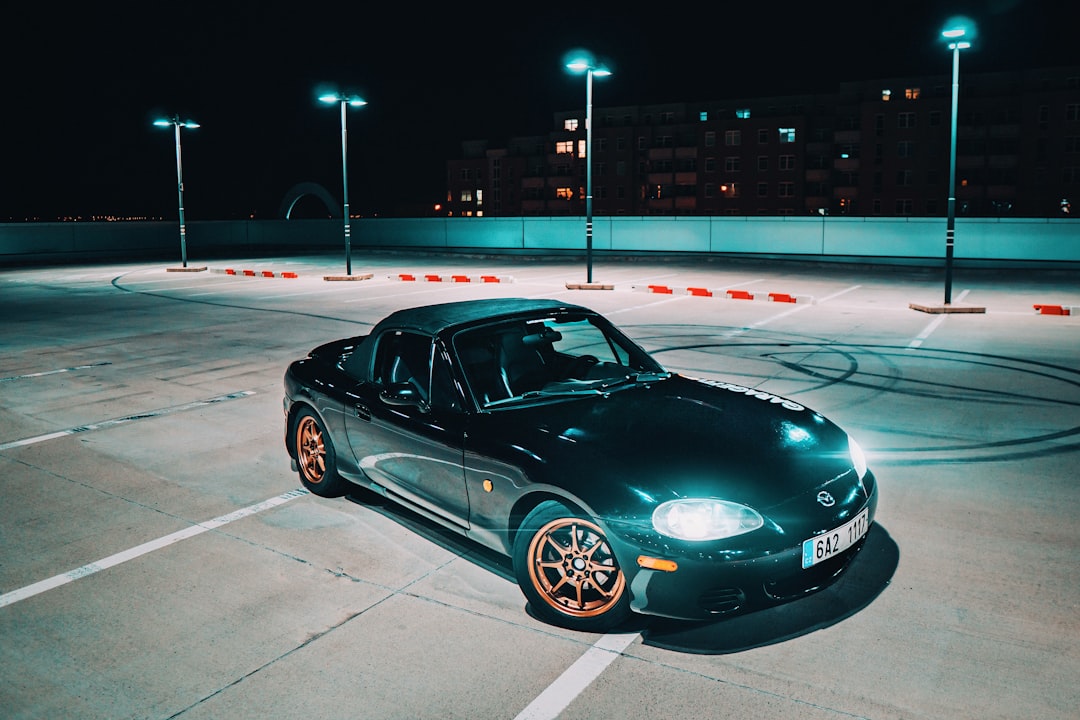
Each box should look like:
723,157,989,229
1,1,1074,221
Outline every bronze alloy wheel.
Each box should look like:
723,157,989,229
526,515,627,619
296,415,327,484
293,410,346,497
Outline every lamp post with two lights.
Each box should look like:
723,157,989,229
319,92,368,276
565,53,611,285
153,115,200,268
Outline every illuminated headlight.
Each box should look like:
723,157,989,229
652,499,764,541
849,436,868,479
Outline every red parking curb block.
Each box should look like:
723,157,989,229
281,272,298,279
242,270,256,276
768,292,796,303
398,274,416,281
451,275,471,282
648,284,674,294
727,290,754,300
687,287,713,297
480,275,500,283
1034,304,1069,315
225,268,236,275
261,271,275,277
425,274,442,282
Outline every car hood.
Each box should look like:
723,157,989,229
469,374,860,515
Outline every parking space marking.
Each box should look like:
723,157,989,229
732,284,860,334
0,391,255,451
0,361,112,384
0,489,309,609
513,631,639,720
908,289,970,349
908,315,948,349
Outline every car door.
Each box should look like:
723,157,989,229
344,330,471,528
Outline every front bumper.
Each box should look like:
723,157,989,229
608,482,878,621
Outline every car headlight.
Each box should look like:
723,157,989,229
848,436,868,479
652,499,764,541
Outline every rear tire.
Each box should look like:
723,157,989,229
512,501,632,632
293,409,348,497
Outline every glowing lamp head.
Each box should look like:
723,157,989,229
564,50,611,77
941,17,976,49
319,93,367,107
153,117,199,129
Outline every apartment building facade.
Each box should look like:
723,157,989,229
446,65,1080,218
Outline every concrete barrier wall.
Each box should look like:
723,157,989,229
1,216,1077,266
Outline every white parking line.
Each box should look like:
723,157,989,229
0,489,309,608
739,284,860,332
0,391,255,452
513,631,640,720
0,361,112,383
908,289,970,349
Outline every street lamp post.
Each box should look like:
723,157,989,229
818,208,827,255
566,55,611,284
942,25,971,305
319,92,367,276
153,115,200,268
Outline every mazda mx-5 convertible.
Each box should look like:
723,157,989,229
284,298,877,632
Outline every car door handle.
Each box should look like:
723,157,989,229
354,403,371,421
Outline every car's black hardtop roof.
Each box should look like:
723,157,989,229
373,298,593,336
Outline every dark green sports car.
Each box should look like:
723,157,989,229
284,298,877,632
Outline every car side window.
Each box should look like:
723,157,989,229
373,331,432,401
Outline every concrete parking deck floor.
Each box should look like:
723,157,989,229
1,252,1078,719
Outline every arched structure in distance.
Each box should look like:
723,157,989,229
278,182,340,219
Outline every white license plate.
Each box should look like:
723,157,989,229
801,508,870,569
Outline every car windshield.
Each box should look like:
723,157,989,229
453,314,667,408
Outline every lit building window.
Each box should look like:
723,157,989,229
578,140,586,158
906,87,920,100
460,190,473,202
778,128,796,143
736,108,751,119
556,187,574,200
556,141,574,155
564,118,579,131
699,111,708,122
882,89,892,101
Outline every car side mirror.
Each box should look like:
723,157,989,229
380,382,429,413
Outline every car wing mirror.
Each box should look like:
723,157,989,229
380,382,430,413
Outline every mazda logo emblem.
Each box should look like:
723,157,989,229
816,491,835,507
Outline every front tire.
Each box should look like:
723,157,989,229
512,501,632,632
293,409,348,497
